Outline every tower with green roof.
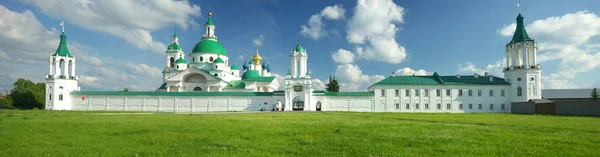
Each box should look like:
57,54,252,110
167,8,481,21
45,22,79,110
163,28,186,82
503,3,542,102
284,42,314,111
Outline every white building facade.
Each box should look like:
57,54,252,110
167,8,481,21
45,11,540,113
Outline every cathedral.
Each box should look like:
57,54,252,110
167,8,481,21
44,11,541,113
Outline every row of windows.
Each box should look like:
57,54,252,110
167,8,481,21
394,103,506,110
383,89,506,97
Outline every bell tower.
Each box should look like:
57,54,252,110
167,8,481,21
45,22,79,110
284,42,313,111
503,5,542,102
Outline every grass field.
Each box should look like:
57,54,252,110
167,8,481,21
1,110,600,156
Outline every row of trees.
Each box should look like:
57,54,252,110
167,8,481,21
0,78,46,109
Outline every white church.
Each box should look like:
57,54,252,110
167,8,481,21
44,11,541,113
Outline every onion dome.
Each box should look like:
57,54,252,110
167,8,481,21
167,28,182,51
252,47,262,65
213,56,225,64
54,32,73,58
249,60,255,65
191,39,226,55
261,61,267,69
231,64,239,70
241,70,261,80
242,61,249,70
175,57,187,64
266,63,271,72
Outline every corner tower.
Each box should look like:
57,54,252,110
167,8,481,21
45,22,79,110
503,9,542,102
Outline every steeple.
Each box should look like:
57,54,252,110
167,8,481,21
54,22,73,58
511,3,531,43
167,27,182,51
203,11,216,39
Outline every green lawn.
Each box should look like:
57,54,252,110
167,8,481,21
1,110,600,156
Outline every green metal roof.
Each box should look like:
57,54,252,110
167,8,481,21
167,43,182,51
244,76,276,82
511,13,533,43
294,43,305,52
231,64,239,70
71,91,274,96
53,32,73,58
371,72,510,86
175,57,187,64
224,80,245,89
213,57,225,64
249,60,254,64
286,70,291,75
158,83,167,89
191,39,227,55
205,17,214,26
315,92,375,96
241,70,261,79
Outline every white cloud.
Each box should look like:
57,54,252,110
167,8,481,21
457,60,505,77
300,4,345,40
335,64,385,91
252,34,264,46
331,49,355,64
498,11,600,88
395,67,431,76
312,79,326,90
346,0,407,64
22,0,201,54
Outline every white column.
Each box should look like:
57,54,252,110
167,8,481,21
63,61,69,78
292,57,298,78
532,44,537,66
55,61,61,77
506,50,510,68
71,62,76,77
166,86,170,92
49,59,54,75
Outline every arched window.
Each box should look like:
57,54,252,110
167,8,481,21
59,59,65,76
437,104,441,110
49,93,52,101
176,65,179,69
214,74,218,76
192,57,195,62
68,60,73,76
231,72,234,75
169,57,175,67
209,57,214,62
405,103,410,110
415,103,420,109
215,65,218,69
517,86,522,96
200,56,204,62
395,103,399,110
193,87,202,91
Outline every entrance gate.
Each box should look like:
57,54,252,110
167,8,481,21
293,97,304,111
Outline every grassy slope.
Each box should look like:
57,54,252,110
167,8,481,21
1,110,600,156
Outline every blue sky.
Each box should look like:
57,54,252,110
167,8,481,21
0,0,599,91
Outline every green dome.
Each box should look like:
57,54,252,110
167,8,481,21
249,60,254,64
175,57,187,64
213,57,225,64
294,43,305,52
242,70,260,80
191,39,227,55
167,43,182,51
205,17,214,26
231,65,239,70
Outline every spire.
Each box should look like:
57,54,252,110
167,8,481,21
205,11,214,26
511,2,532,43
173,26,178,38
54,22,73,58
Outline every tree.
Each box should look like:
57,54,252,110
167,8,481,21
326,75,340,92
0,95,13,109
592,88,599,100
123,88,129,92
9,78,45,109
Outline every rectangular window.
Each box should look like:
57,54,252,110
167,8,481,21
425,103,429,109
424,90,429,97
294,85,303,92
395,90,399,97
58,94,63,101
396,103,399,110
490,104,494,110
478,104,482,110
436,90,441,97
406,103,410,110
437,104,441,110
469,104,473,109
405,89,410,97
447,104,451,110
381,90,386,97
415,104,420,109
415,89,420,96
478,90,482,96
446,89,451,96
458,90,463,96
468,90,473,96
459,104,463,109
501,90,505,97
501,104,506,110
489,90,494,97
